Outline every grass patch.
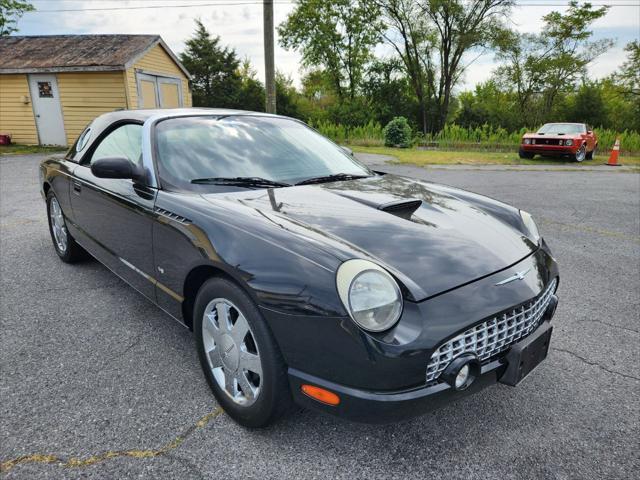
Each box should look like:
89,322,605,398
351,145,640,167
0,144,67,156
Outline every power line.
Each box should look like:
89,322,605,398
30,1,294,12
26,0,640,13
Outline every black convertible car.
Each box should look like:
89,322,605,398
41,109,559,427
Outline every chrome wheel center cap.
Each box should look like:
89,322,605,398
219,333,239,371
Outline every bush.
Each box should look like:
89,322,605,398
383,117,412,148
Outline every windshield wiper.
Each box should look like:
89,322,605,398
190,177,291,188
295,173,369,186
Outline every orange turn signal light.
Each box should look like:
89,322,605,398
301,384,340,406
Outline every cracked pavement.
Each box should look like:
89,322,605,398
1,153,639,479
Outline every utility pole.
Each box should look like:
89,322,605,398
263,0,276,113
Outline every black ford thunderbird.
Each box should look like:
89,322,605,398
40,109,559,427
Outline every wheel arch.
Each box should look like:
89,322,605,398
182,263,257,330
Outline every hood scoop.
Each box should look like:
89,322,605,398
379,199,422,220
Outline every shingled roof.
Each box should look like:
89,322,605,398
0,35,190,77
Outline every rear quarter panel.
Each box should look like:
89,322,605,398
41,156,76,221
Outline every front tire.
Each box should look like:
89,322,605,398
194,277,292,428
46,191,86,263
574,144,587,162
519,148,534,159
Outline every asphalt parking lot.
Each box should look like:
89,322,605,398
1,153,639,479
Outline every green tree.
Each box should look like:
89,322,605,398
237,59,265,112
456,80,519,130
420,0,513,132
377,0,512,133
179,20,242,108
275,72,301,119
614,41,639,97
362,58,420,129
0,0,34,35
296,69,336,123
567,82,607,127
494,1,612,124
376,0,435,134
606,42,640,131
278,0,383,100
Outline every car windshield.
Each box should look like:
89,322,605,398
537,123,585,135
155,115,371,191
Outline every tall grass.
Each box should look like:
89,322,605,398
310,120,384,146
314,121,640,155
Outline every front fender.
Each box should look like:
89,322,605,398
153,191,346,319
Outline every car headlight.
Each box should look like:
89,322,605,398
336,259,403,332
564,139,573,146
523,138,531,145
520,210,541,244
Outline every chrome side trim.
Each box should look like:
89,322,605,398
73,236,188,329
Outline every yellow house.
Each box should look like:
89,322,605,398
0,34,192,146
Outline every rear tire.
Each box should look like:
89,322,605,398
46,191,86,263
194,277,292,428
519,148,534,159
586,144,596,160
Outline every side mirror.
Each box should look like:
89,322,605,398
341,146,354,157
91,157,142,182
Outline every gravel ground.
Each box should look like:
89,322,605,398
1,153,638,479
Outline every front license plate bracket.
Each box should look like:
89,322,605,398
499,322,553,386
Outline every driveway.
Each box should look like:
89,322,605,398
1,153,638,479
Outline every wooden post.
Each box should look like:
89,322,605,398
263,0,276,113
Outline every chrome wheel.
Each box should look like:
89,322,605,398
49,198,68,253
201,298,262,406
575,145,586,162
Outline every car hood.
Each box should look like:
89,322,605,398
201,174,536,300
523,133,583,139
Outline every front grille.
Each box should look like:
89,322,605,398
425,278,557,384
533,138,562,145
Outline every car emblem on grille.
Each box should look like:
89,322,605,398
495,267,532,285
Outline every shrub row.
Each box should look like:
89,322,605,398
312,121,640,155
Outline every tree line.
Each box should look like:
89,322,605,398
178,1,639,134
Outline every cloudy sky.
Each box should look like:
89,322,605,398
18,0,640,91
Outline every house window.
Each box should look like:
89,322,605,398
37,82,54,98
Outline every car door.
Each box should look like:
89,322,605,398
70,123,157,300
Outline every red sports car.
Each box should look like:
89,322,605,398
519,123,597,162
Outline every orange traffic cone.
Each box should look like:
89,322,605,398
606,138,621,166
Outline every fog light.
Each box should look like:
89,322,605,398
455,364,470,389
441,354,480,391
